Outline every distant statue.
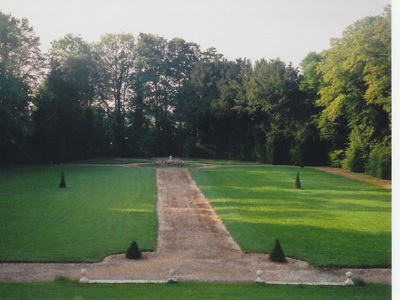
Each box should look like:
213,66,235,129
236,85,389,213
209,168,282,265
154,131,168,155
169,155,173,162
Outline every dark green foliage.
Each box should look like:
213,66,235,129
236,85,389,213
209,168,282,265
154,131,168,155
343,132,369,173
365,139,391,179
168,279,178,284
295,172,301,189
0,12,44,164
329,150,345,168
352,277,367,286
316,8,391,177
59,172,66,188
54,276,77,283
126,241,142,259
269,239,286,262
0,8,391,179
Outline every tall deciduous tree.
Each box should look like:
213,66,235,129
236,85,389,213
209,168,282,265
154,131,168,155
133,33,168,155
0,11,44,163
32,34,108,162
298,52,329,165
317,6,391,176
245,59,304,164
0,11,44,88
131,36,199,156
95,33,136,156
174,52,225,158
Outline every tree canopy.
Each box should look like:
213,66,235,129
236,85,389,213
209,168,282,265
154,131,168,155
0,6,391,178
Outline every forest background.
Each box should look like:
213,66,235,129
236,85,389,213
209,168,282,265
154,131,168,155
0,6,391,179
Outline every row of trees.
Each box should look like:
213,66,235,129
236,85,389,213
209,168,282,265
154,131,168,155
0,6,391,178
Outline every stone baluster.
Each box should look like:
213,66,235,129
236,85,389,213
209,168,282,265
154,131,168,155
344,271,355,286
256,270,264,283
169,269,177,283
79,269,89,284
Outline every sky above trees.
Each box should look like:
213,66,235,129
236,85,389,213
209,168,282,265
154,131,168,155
0,0,391,67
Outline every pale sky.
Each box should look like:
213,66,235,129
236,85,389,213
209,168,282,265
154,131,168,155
0,0,391,67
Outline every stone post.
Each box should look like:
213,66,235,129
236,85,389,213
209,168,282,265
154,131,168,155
344,271,355,286
169,269,177,282
79,269,89,284
256,270,264,283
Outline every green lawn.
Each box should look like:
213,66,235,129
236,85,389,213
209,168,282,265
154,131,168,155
185,158,261,166
0,165,157,262
72,158,152,164
191,166,391,267
0,281,391,300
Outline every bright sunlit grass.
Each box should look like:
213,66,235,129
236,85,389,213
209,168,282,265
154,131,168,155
0,166,157,262
191,166,391,267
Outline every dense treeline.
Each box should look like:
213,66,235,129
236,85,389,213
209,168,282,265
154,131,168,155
0,6,391,178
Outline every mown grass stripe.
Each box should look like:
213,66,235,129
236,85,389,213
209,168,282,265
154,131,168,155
191,166,391,267
0,165,157,262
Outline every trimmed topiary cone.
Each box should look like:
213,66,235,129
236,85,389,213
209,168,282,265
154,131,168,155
59,172,66,188
126,241,142,259
269,239,286,262
295,172,301,189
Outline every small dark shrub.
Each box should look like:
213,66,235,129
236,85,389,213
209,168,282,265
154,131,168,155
54,276,77,283
59,172,66,188
126,241,142,259
269,239,286,262
168,279,178,284
295,172,301,189
352,277,366,286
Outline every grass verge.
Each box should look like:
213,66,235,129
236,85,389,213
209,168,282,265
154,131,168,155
185,158,261,166
191,166,391,267
0,282,391,300
0,165,157,262
71,158,152,164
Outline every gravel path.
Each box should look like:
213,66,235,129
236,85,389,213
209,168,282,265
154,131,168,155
0,168,391,284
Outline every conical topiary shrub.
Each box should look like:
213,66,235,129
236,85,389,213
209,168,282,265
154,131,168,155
295,172,301,189
269,239,286,262
59,172,66,188
126,241,142,259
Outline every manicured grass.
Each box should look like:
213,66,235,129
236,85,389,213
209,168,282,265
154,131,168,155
72,158,152,164
0,166,157,262
186,158,261,166
191,166,391,267
0,281,391,300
